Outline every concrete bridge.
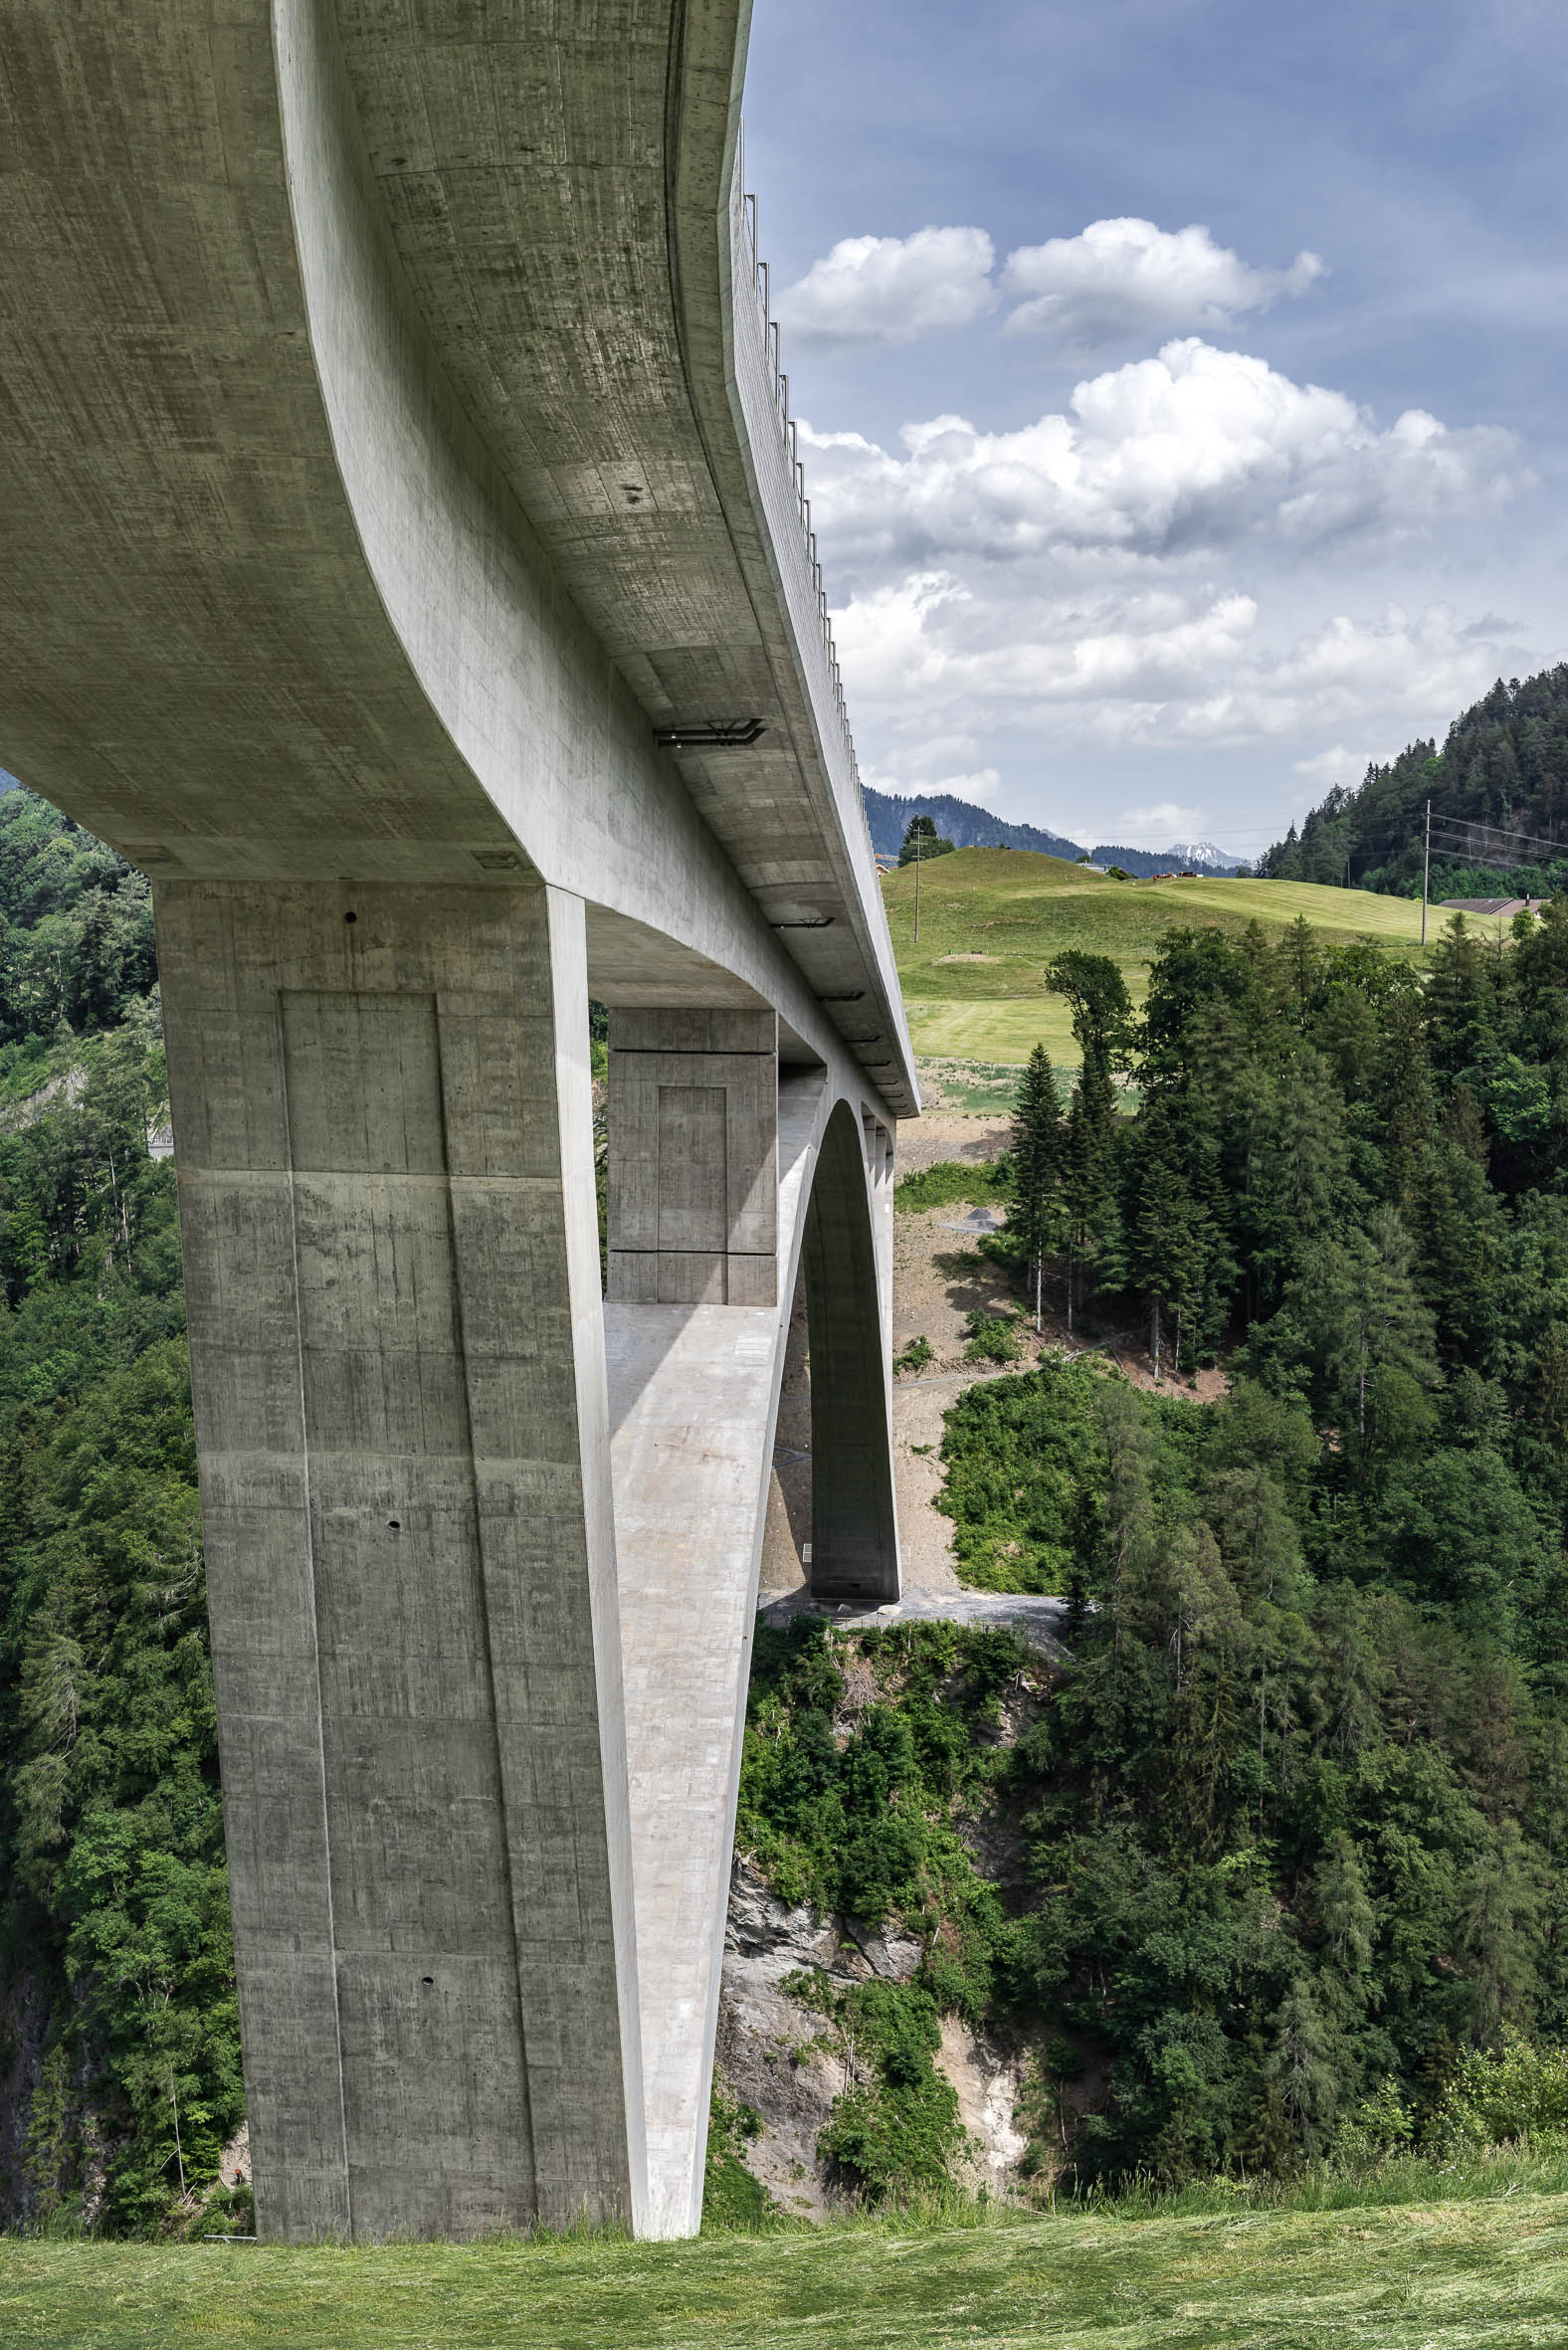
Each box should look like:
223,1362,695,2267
0,0,917,2241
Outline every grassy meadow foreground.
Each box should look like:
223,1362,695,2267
5,2179,1568,2348
885,849,1430,1062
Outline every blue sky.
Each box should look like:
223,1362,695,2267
742,0,1568,859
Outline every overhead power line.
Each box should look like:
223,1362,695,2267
1424,815,1568,858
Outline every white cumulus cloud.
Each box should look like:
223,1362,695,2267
835,578,1520,760
776,215,1323,355
776,227,997,345
834,570,1263,705
1002,218,1322,351
800,340,1524,568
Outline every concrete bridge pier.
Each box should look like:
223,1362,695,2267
602,1023,899,2234
157,878,646,2239
606,1011,780,1309
158,900,902,2243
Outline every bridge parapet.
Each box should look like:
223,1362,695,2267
728,133,879,887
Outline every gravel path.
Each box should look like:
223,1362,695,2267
756,1586,1069,1656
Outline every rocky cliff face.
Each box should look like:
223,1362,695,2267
713,1859,1025,2218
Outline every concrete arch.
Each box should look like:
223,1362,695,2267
799,1099,900,1604
606,1051,899,2238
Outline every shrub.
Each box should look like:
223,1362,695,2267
702,2083,772,2230
964,1309,1022,1364
1426,2040,1568,2154
1329,2078,1416,2168
810,1980,963,2203
893,1158,1007,1215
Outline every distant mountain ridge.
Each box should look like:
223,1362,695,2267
862,786,1086,863
860,783,1245,876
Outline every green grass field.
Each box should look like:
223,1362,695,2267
5,2179,1568,2349
885,850,1433,1064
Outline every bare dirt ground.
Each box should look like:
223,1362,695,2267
758,1102,1226,1606
892,1109,1012,1176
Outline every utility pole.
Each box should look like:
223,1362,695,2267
1421,798,1431,947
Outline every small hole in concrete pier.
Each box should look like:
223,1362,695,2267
388,1519,401,1532
343,910,357,923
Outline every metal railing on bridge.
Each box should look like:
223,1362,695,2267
729,126,881,884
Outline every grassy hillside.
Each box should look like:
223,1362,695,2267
882,848,1430,1062
5,2181,1568,2347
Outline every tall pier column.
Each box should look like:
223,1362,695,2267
156,881,646,2242
601,1006,780,2235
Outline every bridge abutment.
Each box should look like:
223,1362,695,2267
156,879,647,2240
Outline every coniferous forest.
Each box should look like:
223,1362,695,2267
0,790,237,2232
1260,662,1568,897
8,774,1568,2224
740,903,1568,2196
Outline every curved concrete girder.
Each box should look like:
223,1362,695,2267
326,0,911,1107
610,1065,899,2237
0,0,915,1113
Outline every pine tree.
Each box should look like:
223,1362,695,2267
1124,1112,1200,1380
1044,948,1133,1328
1427,913,1495,1077
1097,1378,1157,1655
1272,1981,1340,2149
67,889,118,1032
1461,1820,1538,2043
1008,1043,1063,1332
1274,915,1322,1029
1313,1831,1376,1980
1374,988,1437,1211
1274,1209,1440,1459
1063,1051,1116,1332
897,814,955,865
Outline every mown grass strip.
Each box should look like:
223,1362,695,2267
5,2186,1568,2350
